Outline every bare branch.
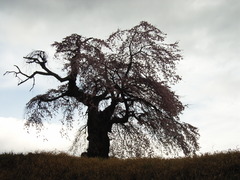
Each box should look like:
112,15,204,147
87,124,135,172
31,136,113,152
24,51,69,82
4,65,37,90
5,51,70,90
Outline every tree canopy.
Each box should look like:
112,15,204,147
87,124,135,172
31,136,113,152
6,21,199,158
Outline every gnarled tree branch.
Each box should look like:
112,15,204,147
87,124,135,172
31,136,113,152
4,51,70,90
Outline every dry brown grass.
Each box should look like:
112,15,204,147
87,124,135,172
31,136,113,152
0,150,239,180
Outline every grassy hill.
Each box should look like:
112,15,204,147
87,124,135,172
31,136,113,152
0,150,239,180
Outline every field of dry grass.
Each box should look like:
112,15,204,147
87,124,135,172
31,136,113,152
0,150,239,180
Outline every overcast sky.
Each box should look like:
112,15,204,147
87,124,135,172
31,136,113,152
0,0,239,156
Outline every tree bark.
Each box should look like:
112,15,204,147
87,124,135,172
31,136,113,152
86,107,110,158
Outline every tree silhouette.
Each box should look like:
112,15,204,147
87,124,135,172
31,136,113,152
5,22,199,158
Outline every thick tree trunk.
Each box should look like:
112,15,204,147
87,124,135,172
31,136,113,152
87,107,110,158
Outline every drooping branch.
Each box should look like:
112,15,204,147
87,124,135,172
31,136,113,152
124,33,135,77
37,92,67,102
